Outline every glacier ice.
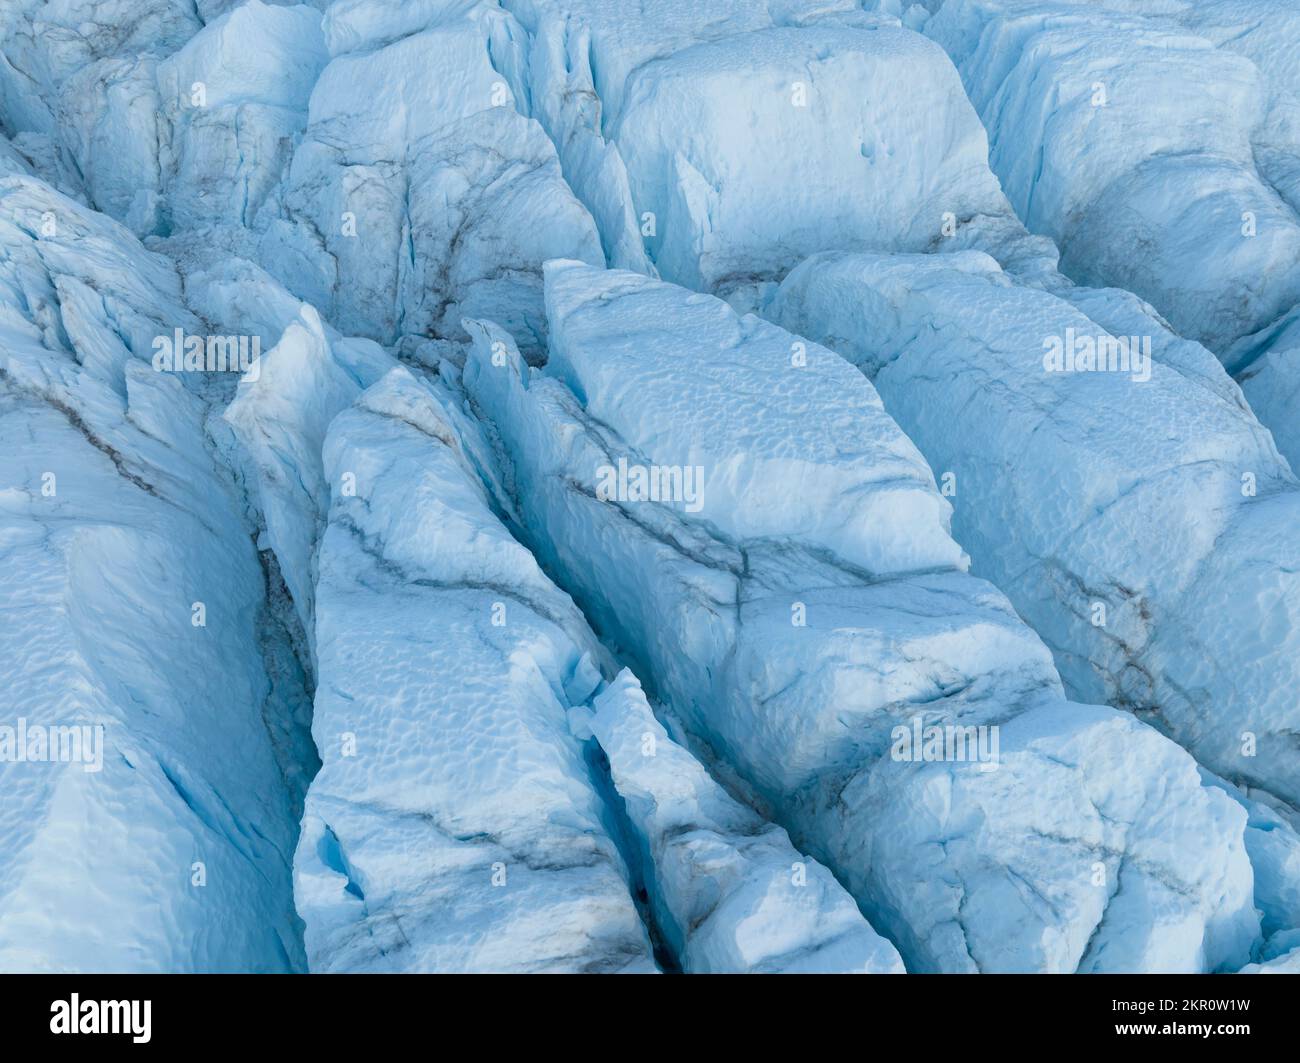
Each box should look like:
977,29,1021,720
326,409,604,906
1232,307,1300,473
461,262,1259,973
155,1,328,233
0,177,308,971
513,2,1059,297
223,303,393,664
1238,930,1300,974
293,365,655,972
918,0,1300,469
1,0,1298,977
921,0,1300,351
589,668,904,973
768,249,1300,809
261,4,602,357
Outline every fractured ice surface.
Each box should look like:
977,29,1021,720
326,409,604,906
0,176,308,971
1,0,1298,975
462,262,1259,973
922,0,1300,352
262,3,602,356
1201,773,1300,944
1081,0,1300,217
156,1,328,232
928,0,1300,478
1238,927,1300,973
511,0,1056,295
294,365,654,972
0,1,324,235
589,669,904,973
223,303,393,664
769,249,1300,809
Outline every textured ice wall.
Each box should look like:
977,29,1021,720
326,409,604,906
770,250,1300,809
294,366,655,972
0,176,308,971
463,262,1259,973
589,669,904,973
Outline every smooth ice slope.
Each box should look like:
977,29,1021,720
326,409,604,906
294,366,655,972
0,175,307,971
541,260,965,577
769,249,1300,809
589,669,904,973
611,22,1054,292
463,261,1258,973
